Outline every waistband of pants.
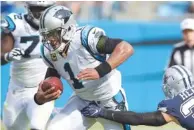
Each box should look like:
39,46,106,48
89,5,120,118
94,90,125,105
9,78,38,92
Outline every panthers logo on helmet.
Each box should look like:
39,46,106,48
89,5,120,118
53,9,72,23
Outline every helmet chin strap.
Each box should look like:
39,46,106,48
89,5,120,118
56,41,70,57
56,27,75,57
57,42,66,53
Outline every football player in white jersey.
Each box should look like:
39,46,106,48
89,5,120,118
34,5,134,130
1,2,55,130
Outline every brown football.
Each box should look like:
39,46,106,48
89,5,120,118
41,77,63,93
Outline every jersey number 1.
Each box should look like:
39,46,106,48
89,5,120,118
64,63,84,89
20,36,39,57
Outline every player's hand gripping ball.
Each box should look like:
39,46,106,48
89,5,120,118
41,77,63,93
35,77,63,105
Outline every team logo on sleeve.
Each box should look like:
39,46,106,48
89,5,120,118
50,53,57,61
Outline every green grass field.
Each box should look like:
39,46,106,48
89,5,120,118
1,120,185,130
89,122,186,130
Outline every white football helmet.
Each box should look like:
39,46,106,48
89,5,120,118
39,5,77,57
25,1,55,26
163,65,194,99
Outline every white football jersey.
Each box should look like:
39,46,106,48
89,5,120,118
41,26,121,101
3,13,47,87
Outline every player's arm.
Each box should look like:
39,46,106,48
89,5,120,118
1,32,14,65
34,67,61,104
77,27,133,80
101,110,171,126
97,36,134,69
81,103,171,126
161,112,180,125
81,103,180,126
1,16,24,65
34,67,61,105
94,36,134,77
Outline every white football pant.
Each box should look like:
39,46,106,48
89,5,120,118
47,88,130,130
3,80,54,130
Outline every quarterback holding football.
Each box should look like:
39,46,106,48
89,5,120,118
34,5,134,130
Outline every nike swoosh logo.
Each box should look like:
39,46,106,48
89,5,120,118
91,109,99,116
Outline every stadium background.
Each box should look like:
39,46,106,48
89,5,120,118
1,1,194,130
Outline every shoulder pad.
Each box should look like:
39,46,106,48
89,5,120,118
1,13,23,32
81,25,95,41
81,25,106,62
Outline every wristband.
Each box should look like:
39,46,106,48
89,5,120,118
95,61,112,78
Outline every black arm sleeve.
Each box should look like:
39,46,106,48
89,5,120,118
102,110,167,126
44,67,61,79
96,36,122,54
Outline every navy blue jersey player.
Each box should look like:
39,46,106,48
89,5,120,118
81,65,194,130
158,85,194,129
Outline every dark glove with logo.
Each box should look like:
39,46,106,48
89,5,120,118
81,102,105,118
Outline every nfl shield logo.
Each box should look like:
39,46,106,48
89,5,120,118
51,53,57,61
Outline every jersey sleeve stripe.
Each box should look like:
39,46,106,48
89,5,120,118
5,16,16,31
40,44,54,68
81,26,106,62
81,25,94,51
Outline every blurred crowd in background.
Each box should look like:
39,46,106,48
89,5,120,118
1,1,194,22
